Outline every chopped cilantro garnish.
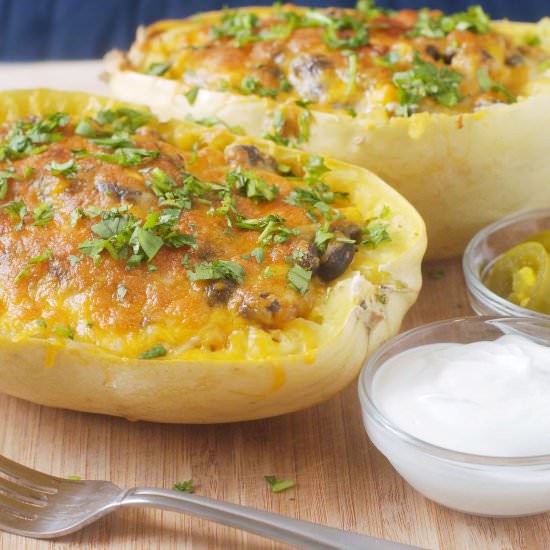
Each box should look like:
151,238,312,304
89,132,134,148
46,159,77,178
23,166,36,179
240,76,279,98
476,68,516,103
227,168,278,202
343,50,358,96
374,51,400,69
29,248,53,264
314,224,335,254
251,247,265,264
263,110,292,146
525,33,541,46
184,87,200,105
234,214,299,246
429,269,446,280
297,109,311,144
54,325,75,340
0,168,20,200
139,344,168,359
14,267,30,283
392,52,464,116
32,203,55,227
361,219,391,247
264,475,296,493
73,147,160,167
305,155,330,180
287,264,312,295
77,109,152,138
184,114,244,135
15,248,53,283
1,200,27,230
285,158,347,221
407,5,491,38
173,480,194,493
211,10,260,46
0,112,68,160
78,208,195,266
305,11,369,50
187,260,246,284
355,0,394,18
145,62,172,76
69,254,82,264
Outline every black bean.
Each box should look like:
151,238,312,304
205,279,236,306
318,240,357,281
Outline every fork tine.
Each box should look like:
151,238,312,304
0,492,40,520
0,456,59,493
0,476,48,507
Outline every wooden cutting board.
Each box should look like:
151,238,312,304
1,258,548,550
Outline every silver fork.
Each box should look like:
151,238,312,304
0,454,421,549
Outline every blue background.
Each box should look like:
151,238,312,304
0,0,548,61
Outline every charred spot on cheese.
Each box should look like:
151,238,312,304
224,144,278,173
0,107,393,353
123,2,550,119
95,181,143,202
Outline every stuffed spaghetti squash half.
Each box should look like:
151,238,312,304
0,89,425,423
107,3,550,259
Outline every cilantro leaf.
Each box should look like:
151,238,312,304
139,344,168,359
408,6,491,38
184,86,200,105
211,10,260,46
227,168,278,202
0,168,20,199
1,200,27,230
173,480,194,493
240,76,279,98
54,325,75,339
74,147,160,167
264,475,296,493
187,260,246,284
32,203,55,227
287,264,312,295
361,220,391,247
392,52,464,116
314,224,335,254
476,68,516,103
145,62,172,76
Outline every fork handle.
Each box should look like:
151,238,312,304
121,488,419,550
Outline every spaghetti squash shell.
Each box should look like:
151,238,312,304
107,15,550,259
0,90,425,423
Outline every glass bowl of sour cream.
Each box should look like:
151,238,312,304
464,208,550,318
358,316,550,517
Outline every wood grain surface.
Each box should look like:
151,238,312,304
1,258,549,550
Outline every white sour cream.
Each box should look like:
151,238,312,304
373,334,550,457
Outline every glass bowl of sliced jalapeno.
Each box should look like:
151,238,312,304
464,209,550,319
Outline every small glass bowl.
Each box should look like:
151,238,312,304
358,316,550,517
463,208,550,319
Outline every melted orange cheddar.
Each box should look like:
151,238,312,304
0,107,391,358
122,3,550,119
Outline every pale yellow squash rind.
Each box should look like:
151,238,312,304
107,15,550,259
0,89,425,423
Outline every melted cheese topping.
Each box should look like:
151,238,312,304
0,109,394,359
124,4,550,119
